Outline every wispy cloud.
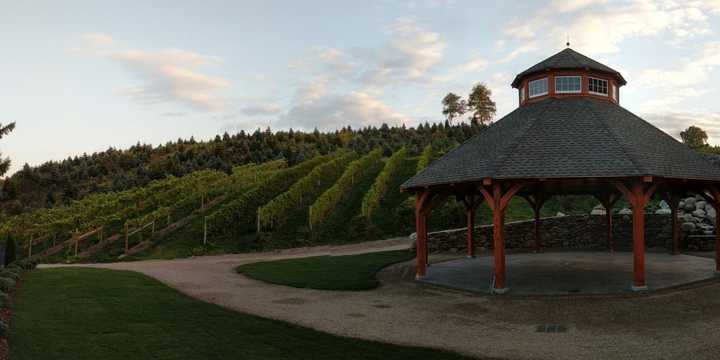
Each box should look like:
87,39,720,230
278,91,410,130
73,34,231,112
359,18,445,86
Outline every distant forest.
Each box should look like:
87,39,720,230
0,122,483,216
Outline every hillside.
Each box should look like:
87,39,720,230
0,123,480,216
0,121,615,263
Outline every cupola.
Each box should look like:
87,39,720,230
512,47,626,106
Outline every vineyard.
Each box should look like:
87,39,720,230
0,143,598,263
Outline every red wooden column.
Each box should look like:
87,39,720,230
480,181,524,294
414,189,450,279
612,179,658,291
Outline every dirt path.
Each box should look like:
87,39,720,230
41,240,720,360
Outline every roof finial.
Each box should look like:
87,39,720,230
566,34,570,48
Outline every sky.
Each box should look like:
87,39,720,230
3,0,720,175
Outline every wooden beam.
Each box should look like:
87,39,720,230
499,183,524,210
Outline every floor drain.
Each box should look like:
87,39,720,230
536,324,567,333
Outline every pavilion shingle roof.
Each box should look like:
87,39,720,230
401,97,720,190
511,48,626,87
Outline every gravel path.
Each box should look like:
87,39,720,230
41,240,720,360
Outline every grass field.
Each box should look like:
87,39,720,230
237,250,414,291
11,268,470,360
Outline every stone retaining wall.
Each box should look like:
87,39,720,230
419,214,714,253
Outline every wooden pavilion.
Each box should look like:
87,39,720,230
401,47,720,293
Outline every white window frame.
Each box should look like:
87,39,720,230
555,76,582,94
528,78,548,98
588,77,609,96
611,84,616,100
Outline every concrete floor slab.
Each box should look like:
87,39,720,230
418,251,716,295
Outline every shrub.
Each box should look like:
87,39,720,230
4,236,15,266
0,292,10,308
0,270,20,281
0,318,8,337
0,277,15,292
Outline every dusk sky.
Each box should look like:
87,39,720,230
3,0,720,175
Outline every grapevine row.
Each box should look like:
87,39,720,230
308,149,383,230
416,144,433,173
257,152,356,230
206,153,335,238
361,147,407,219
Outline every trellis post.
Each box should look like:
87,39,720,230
203,216,208,245
73,229,79,257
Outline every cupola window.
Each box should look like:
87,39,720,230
520,86,526,102
528,78,548,98
589,78,608,96
555,76,581,93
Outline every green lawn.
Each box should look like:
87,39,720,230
237,250,414,291
11,267,470,360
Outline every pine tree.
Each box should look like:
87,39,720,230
0,123,15,177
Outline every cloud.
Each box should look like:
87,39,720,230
434,56,489,82
160,112,188,117
278,91,411,131
111,48,229,111
359,18,445,86
83,33,114,48
66,33,115,54
503,1,716,57
497,42,539,64
644,112,720,144
241,104,282,116
72,34,230,112
637,42,720,88
633,42,720,113
551,0,606,12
